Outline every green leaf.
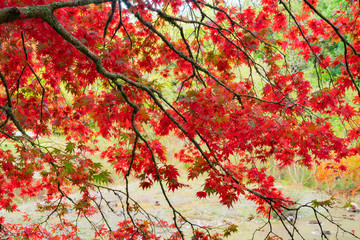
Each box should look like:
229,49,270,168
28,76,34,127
204,187,216,196
224,224,238,237
93,162,103,169
312,198,334,208
249,120,256,130
312,200,320,208
65,141,75,154
93,171,111,184
64,162,75,174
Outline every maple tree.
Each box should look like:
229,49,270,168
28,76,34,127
1,0,360,239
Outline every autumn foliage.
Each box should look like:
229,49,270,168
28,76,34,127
314,155,360,194
1,0,360,238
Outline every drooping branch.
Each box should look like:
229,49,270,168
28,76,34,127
31,6,223,238
281,0,360,97
0,104,31,140
21,32,45,125
302,0,360,58
0,72,12,108
279,0,334,83
30,0,302,213
0,0,112,24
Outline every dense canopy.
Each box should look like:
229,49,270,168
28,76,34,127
1,0,360,239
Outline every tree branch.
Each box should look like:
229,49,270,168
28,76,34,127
0,0,112,24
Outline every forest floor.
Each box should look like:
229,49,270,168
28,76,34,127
2,177,360,240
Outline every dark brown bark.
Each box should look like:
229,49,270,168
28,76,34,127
0,0,112,25
0,7,21,24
